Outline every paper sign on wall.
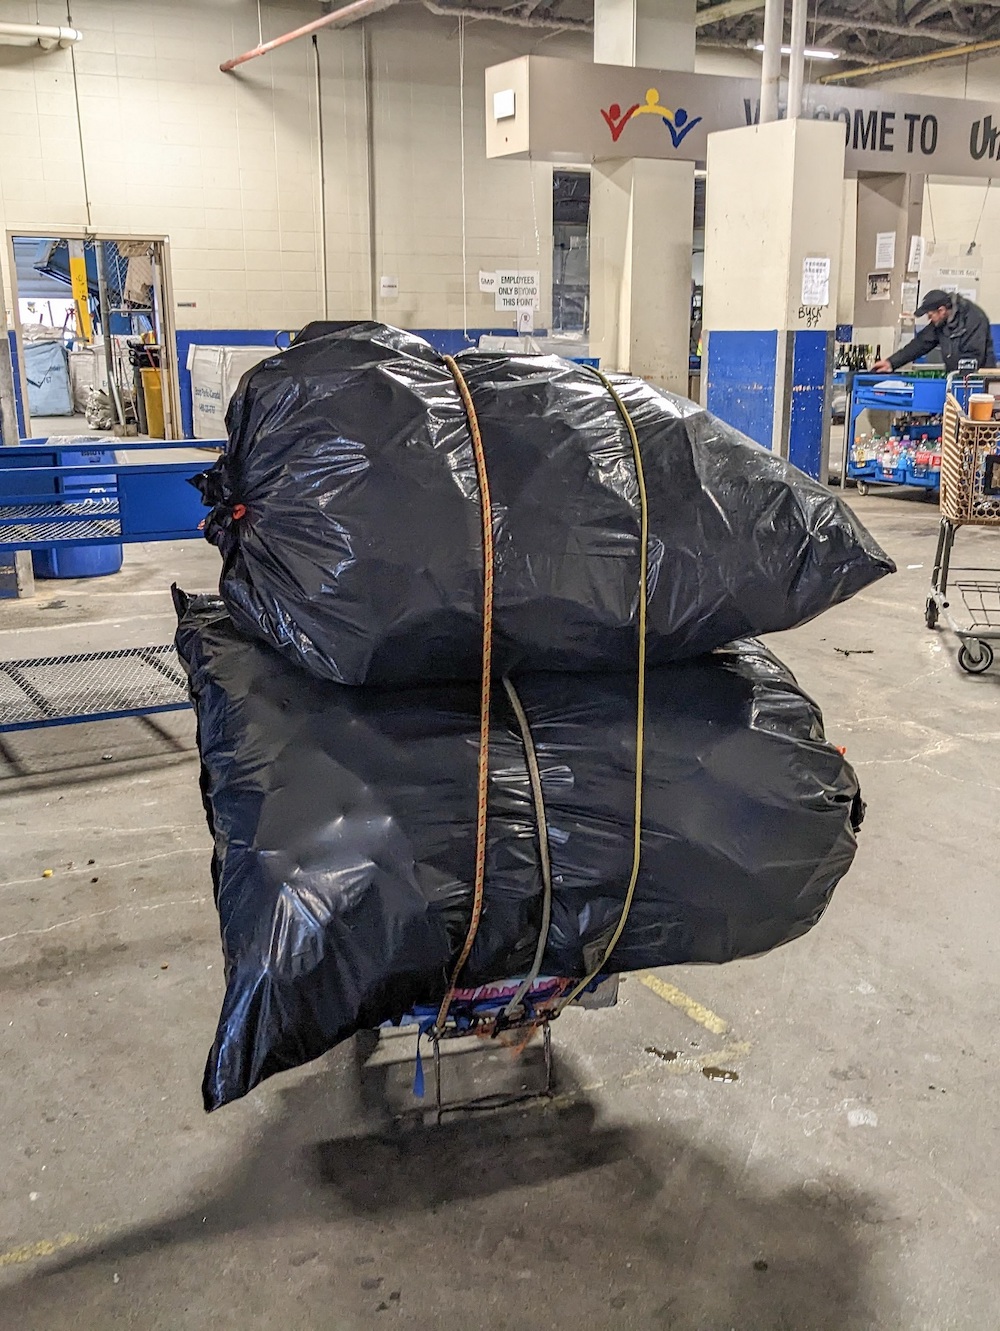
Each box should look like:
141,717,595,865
517,306,535,334
495,270,540,311
875,231,897,269
801,256,831,308
867,271,892,302
901,281,919,316
907,235,925,274
479,271,498,293
379,275,399,299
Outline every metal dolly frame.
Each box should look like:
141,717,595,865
426,1018,555,1126
363,975,618,1124
1,438,221,731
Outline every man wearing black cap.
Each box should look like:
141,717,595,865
873,289,995,373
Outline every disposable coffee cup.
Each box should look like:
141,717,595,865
969,393,994,422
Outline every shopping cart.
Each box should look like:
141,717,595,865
926,372,1000,673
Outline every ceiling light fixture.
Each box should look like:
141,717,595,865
750,41,841,60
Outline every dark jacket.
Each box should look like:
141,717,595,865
889,295,995,373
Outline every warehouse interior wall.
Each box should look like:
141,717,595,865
0,0,590,430
873,54,1000,317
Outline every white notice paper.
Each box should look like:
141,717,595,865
875,231,897,269
479,271,497,294
901,280,919,316
908,235,925,274
517,306,535,334
801,256,831,308
867,271,892,302
379,275,399,299
495,270,540,311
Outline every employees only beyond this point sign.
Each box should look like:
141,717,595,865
494,270,540,311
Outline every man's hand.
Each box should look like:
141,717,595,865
872,359,893,373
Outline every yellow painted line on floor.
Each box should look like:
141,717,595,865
639,973,730,1036
0,1226,104,1269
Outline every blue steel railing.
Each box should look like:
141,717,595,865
0,440,223,551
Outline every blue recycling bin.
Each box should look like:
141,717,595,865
32,446,124,579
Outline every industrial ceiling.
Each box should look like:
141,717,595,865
386,0,1000,80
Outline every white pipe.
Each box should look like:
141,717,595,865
0,21,82,49
787,0,807,118
220,0,399,72
759,0,783,124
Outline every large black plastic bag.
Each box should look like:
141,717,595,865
175,591,862,1111
196,321,894,686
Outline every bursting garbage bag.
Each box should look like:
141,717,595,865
195,321,894,686
175,590,863,1111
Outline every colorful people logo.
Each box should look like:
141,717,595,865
600,87,702,148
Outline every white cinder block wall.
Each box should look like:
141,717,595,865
0,0,588,337
1,0,325,330
362,8,585,331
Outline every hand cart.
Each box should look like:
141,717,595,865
926,372,1000,673
361,974,618,1124
844,371,949,498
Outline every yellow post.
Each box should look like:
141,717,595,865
66,239,92,342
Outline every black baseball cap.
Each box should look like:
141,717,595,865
916,289,954,316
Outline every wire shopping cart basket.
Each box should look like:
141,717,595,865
926,372,1000,673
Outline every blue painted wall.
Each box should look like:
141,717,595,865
705,330,778,450
788,330,830,480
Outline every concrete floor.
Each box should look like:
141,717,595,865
1,493,999,1330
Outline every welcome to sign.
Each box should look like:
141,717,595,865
486,55,1000,179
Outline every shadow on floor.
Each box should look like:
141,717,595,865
0,1038,894,1330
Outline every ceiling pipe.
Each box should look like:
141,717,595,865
695,1,993,44
0,21,82,49
220,0,400,72
421,1,593,29
786,0,807,117
700,37,881,64
820,34,1000,81
758,0,783,124
695,0,765,26
821,18,977,45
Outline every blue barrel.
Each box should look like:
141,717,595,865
32,446,124,579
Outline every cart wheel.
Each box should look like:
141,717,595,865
856,481,870,497
958,641,994,674
925,598,939,629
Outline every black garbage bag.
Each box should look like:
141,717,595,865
195,322,894,686
175,590,862,1112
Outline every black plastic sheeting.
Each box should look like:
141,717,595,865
194,322,894,687
175,590,863,1112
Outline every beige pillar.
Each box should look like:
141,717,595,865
702,119,846,477
589,0,695,393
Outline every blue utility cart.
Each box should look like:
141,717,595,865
845,371,948,498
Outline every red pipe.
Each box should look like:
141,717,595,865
220,0,397,72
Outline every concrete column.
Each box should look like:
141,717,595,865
852,172,924,357
589,0,695,394
703,118,846,479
